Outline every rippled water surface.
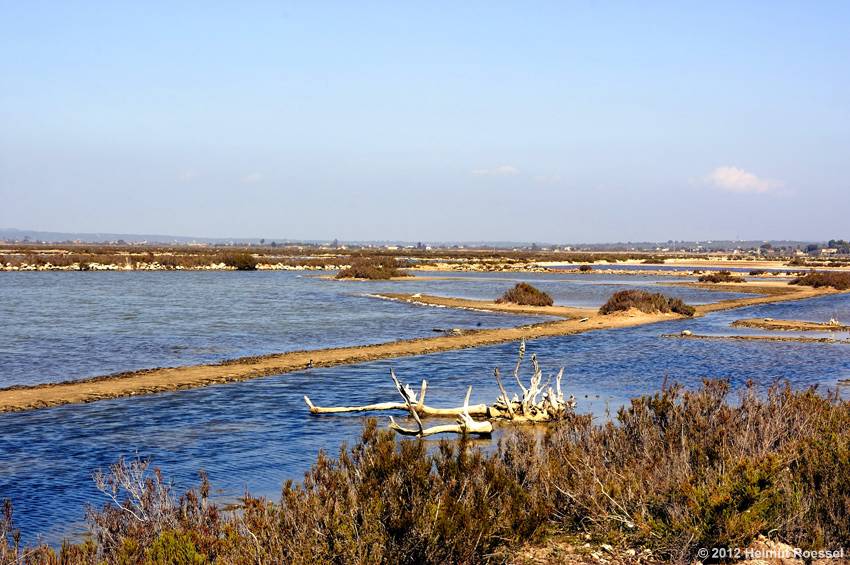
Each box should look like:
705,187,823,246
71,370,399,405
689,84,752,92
0,272,847,544
0,271,743,387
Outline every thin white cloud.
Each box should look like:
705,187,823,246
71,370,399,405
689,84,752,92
471,165,520,177
241,172,264,184
704,166,780,194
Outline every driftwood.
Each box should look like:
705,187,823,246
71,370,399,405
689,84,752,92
388,374,493,437
303,340,576,437
304,378,489,417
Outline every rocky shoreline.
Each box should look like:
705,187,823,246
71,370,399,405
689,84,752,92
0,262,347,272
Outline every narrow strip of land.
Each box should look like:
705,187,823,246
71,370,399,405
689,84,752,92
670,281,835,313
663,333,850,344
731,318,850,332
0,283,841,413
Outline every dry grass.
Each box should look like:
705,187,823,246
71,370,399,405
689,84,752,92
3,243,793,271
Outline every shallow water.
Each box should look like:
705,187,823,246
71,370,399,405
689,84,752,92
0,271,743,387
0,271,545,387
0,273,846,544
380,271,747,307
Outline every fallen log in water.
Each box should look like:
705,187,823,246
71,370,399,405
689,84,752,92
304,379,490,417
303,340,577,437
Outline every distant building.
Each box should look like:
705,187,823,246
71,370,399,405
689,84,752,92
821,248,839,255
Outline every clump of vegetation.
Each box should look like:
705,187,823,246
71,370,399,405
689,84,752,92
599,289,695,316
222,252,258,270
496,282,554,306
749,269,767,276
790,271,850,290
641,256,665,264
697,270,746,283
4,381,849,564
335,257,409,280
578,264,593,272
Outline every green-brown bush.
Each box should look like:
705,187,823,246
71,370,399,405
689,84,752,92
790,271,850,290
221,252,258,271
335,257,409,280
578,264,593,272
698,270,746,283
599,289,695,316
496,282,554,306
4,381,849,564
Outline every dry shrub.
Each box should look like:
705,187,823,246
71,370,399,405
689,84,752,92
4,381,849,564
599,289,695,316
5,381,850,564
221,252,258,271
545,381,850,561
698,270,746,283
790,271,850,291
336,257,409,280
579,264,593,272
496,283,554,306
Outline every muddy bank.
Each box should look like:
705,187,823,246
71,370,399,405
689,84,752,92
0,285,842,413
372,292,595,319
662,333,850,344
731,318,850,332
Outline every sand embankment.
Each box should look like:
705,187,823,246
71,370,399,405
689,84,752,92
0,284,841,413
668,281,840,314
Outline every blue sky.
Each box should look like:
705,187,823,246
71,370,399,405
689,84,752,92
1,1,848,242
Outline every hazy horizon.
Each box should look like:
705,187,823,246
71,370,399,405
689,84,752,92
2,2,849,242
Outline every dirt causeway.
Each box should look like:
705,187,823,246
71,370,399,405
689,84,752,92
0,282,841,413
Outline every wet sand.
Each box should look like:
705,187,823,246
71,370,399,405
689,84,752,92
667,281,839,314
731,318,850,332
0,283,841,413
663,333,850,344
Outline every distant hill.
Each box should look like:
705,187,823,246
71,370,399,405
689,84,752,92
0,228,295,245
0,228,822,251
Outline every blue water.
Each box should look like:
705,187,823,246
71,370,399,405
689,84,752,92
0,271,743,387
381,271,747,307
0,273,846,545
0,271,548,388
